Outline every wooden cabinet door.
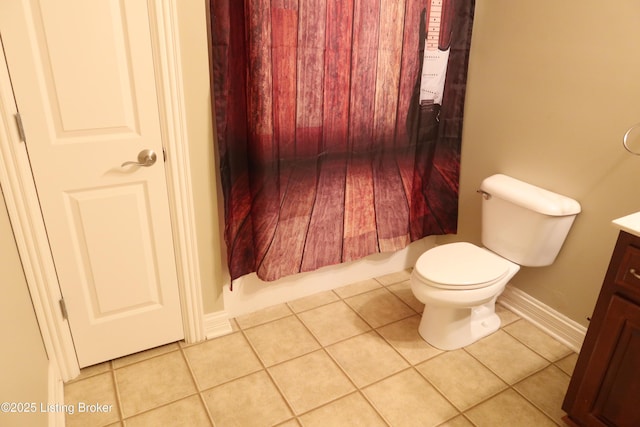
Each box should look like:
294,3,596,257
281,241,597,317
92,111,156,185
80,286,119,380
570,294,640,426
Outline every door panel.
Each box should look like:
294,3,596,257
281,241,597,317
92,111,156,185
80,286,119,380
0,0,184,367
33,1,140,134
65,184,163,316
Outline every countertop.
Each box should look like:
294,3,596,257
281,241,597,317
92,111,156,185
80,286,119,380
613,212,640,238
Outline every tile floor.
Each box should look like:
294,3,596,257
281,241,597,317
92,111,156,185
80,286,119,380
64,270,577,427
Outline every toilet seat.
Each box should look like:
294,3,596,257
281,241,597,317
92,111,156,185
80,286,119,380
414,242,511,290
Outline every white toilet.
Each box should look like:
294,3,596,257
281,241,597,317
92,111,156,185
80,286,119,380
410,174,581,350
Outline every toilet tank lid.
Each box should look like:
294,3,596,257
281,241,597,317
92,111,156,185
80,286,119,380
480,174,581,216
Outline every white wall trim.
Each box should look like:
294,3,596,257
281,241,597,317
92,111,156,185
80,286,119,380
47,358,65,427
203,311,233,339
203,243,589,358
498,285,587,353
149,0,205,344
224,237,435,318
0,40,80,381
0,0,203,383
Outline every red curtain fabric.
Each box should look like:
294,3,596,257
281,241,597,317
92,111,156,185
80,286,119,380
210,0,475,282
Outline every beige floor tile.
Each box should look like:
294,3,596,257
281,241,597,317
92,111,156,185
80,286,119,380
514,364,571,424
288,290,340,313
115,351,196,417
377,315,443,365
327,331,408,387
183,332,262,390
235,303,293,329
64,372,120,427
364,369,459,427
416,349,507,410
298,301,370,346
375,269,412,286
438,415,475,426
555,352,579,376
112,342,180,369
504,320,573,361
60,272,577,427
227,317,240,332
334,278,382,298
465,330,549,384
277,419,301,427
202,370,292,426
124,395,211,427
269,350,355,414
298,392,386,427
495,303,521,326
244,316,321,366
67,360,112,383
464,389,557,427
345,288,415,328
387,280,424,313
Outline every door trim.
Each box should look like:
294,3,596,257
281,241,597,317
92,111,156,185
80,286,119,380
0,0,204,381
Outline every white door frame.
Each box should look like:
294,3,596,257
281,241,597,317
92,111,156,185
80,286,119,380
0,0,204,381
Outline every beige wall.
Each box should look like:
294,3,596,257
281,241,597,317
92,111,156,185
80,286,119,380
0,193,49,427
440,0,640,326
177,0,226,313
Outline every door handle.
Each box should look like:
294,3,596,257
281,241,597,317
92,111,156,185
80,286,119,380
121,149,157,167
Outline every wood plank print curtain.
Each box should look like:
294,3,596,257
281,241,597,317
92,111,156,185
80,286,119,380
210,0,475,282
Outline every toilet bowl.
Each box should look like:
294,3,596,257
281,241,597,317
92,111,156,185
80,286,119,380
410,242,520,350
409,174,581,351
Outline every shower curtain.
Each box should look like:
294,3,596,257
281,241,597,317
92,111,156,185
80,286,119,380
209,0,475,282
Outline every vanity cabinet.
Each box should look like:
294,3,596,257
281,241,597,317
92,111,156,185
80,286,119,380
563,231,640,426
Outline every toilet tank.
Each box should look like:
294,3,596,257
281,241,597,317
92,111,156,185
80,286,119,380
480,174,581,266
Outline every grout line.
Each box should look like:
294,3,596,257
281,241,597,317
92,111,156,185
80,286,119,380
110,366,125,425
178,344,216,426
501,319,576,363
237,324,299,420
236,288,412,420
356,390,394,427
284,308,359,416
459,343,565,425
111,349,205,424
110,343,181,370
294,389,395,427
66,274,570,426
197,392,217,427
410,355,486,411
285,289,342,314
107,348,209,425
177,344,202,392
408,363,466,419
509,385,565,426
115,391,205,425
233,280,439,422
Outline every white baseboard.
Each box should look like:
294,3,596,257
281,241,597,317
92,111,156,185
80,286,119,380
201,238,435,341
498,285,587,353
203,311,233,339
223,237,435,318
48,358,65,427
206,241,589,354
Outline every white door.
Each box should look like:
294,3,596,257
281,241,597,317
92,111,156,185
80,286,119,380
0,0,184,367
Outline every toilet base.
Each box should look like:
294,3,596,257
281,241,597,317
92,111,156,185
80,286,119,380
417,299,501,350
